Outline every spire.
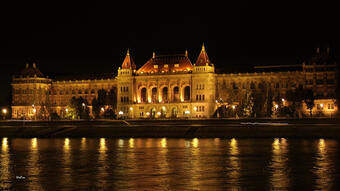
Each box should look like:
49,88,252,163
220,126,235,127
152,51,156,59
316,47,320,54
195,43,212,66
26,63,29,68
185,50,188,57
121,49,136,70
33,62,36,68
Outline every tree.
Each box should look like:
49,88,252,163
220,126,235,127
91,98,100,119
67,96,90,119
304,89,315,117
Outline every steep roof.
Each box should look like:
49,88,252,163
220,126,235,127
309,47,337,65
20,63,44,77
136,53,193,74
121,49,136,70
195,43,213,66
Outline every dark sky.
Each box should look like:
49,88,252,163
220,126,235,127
1,1,339,105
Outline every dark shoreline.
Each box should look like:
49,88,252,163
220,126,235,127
1,118,340,138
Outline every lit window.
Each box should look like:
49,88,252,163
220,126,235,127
174,64,179,67
154,65,158,68
164,64,168,68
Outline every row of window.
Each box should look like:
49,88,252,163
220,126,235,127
121,86,129,92
196,106,205,112
121,96,129,103
196,94,205,101
196,84,205,90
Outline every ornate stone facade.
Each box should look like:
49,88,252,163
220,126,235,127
11,45,338,119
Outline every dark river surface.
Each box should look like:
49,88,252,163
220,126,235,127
1,137,340,190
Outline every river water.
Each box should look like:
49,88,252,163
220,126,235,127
1,137,339,190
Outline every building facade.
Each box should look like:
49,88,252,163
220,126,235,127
11,45,338,119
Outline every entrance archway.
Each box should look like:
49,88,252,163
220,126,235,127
150,108,156,118
161,106,167,118
171,107,178,118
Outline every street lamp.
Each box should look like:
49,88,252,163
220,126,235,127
2,108,7,120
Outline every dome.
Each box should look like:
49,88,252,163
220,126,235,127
136,54,193,74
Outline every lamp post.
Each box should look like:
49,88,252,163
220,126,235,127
2,108,7,120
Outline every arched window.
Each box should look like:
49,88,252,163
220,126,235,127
162,87,168,102
184,86,190,101
152,87,157,103
173,87,179,102
250,82,255,89
141,88,147,103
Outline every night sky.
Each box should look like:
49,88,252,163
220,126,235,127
1,1,339,106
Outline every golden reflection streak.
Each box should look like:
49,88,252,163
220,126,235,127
118,139,124,148
314,139,334,190
192,138,199,148
96,138,108,189
156,138,170,189
228,138,240,190
129,138,134,148
28,138,42,190
269,138,290,190
161,138,167,148
62,138,72,186
81,137,86,151
0,137,11,190
187,138,201,188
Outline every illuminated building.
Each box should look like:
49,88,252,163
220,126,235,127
11,45,338,119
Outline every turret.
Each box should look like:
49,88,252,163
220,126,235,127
193,43,214,73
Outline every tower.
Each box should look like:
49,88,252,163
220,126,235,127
117,49,137,118
192,44,216,117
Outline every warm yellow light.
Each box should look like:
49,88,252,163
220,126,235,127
282,98,285,102
161,138,167,148
162,106,166,110
129,138,134,148
118,139,124,147
232,105,236,109
320,104,324,108
33,108,37,113
118,111,123,115
82,103,85,107
184,110,190,114
2,108,7,114
275,104,279,109
192,138,199,148
194,106,197,111
100,138,106,151
101,107,105,112
146,112,150,116
156,112,161,115
32,138,37,150
65,108,69,112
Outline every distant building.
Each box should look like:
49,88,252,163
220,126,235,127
11,45,338,119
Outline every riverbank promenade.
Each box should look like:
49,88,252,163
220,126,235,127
0,118,340,138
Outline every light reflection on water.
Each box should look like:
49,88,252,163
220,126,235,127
313,138,336,191
269,138,290,190
0,137,11,190
228,138,240,190
0,138,339,190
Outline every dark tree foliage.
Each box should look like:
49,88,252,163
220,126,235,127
304,89,315,117
286,87,315,118
69,96,90,119
91,88,117,119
